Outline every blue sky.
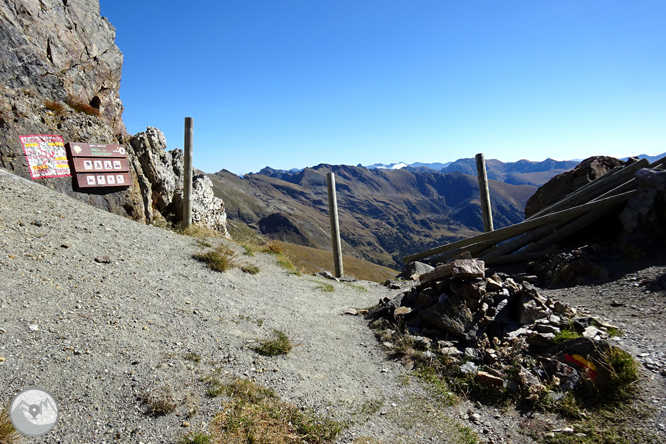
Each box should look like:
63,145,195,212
100,1,666,176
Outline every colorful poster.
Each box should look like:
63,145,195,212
19,135,71,180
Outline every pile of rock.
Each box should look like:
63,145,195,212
368,259,620,398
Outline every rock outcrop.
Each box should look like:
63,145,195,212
525,156,626,218
0,0,228,236
620,168,666,255
0,0,124,133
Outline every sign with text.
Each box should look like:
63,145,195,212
19,135,71,180
67,143,126,158
66,142,131,189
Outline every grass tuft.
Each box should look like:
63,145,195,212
183,352,201,363
143,386,177,416
552,329,582,345
66,95,100,116
314,281,335,292
241,265,260,275
179,223,223,238
44,99,66,116
193,245,237,272
591,346,639,404
254,329,293,356
179,431,212,444
0,406,20,444
209,379,343,444
262,241,283,255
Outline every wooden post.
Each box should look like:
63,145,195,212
183,117,193,228
476,153,494,232
327,172,344,278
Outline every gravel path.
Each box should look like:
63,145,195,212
3,167,665,444
0,168,480,443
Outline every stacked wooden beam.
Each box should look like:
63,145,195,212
403,156,666,266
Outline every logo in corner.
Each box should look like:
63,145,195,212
9,388,59,437
73,145,82,154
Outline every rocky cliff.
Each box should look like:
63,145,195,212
0,0,228,235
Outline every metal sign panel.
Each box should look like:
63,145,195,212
19,135,71,179
76,173,132,188
67,143,126,158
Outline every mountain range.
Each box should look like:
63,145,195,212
210,153,664,270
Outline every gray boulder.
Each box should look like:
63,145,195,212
397,261,434,280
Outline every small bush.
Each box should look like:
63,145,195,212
254,329,293,356
66,95,100,116
193,245,236,272
0,406,20,444
44,99,66,116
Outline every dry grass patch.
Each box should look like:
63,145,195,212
241,265,260,275
0,406,20,444
44,99,66,116
66,95,100,116
179,223,224,238
209,379,342,444
277,241,397,283
193,245,237,272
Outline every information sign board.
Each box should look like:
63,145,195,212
19,135,71,179
66,142,131,189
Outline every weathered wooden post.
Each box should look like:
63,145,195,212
183,117,193,228
326,172,344,278
475,153,494,232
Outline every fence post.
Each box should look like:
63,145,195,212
326,172,344,278
183,117,193,229
475,153,494,232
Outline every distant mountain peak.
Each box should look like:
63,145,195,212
364,162,409,170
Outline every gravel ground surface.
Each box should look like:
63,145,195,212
0,168,481,443
1,167,665,444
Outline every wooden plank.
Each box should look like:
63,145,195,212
520,206,617,255
486,251,556,266
402,190,636,263
76,172,131,188
66,142,126,158
479,221,563,262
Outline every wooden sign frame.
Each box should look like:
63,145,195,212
66,142,131,189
